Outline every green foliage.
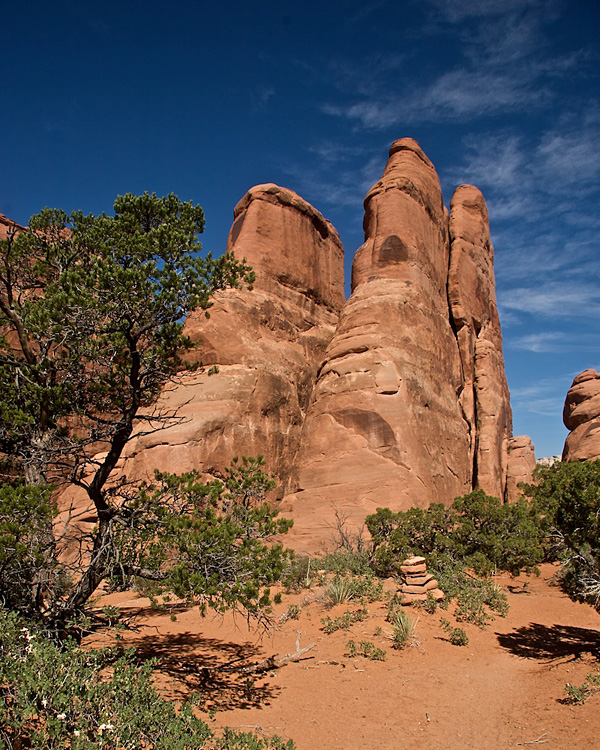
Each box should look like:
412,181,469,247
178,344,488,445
522,460,600,608
321,608,368,634
422,591,439,614
321,548,372,577
105,460,292,621
0,193,252,485
366,490,545,578
366,504,456,577
344,639,386,661
284,604,301,621
563,670,600,705
0,610,294,749
281,556,319,593
386,606,418,649
0,483,59,618
439,617,469,647
324,574,383,607
436,565,509,627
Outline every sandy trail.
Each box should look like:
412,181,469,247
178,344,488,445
92,564,600,749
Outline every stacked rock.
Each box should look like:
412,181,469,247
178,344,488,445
399,555,444,605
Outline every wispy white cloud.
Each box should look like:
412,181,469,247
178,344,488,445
509,331,600,353
426,0,557,23
500,281,600,318
510,372,572,417
283,150,385,212
321,1,580,129
510,332,565,353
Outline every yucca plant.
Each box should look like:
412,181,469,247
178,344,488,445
387,607,419,649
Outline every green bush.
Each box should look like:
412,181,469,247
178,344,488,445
0,610,294,750
344,639,386,661
282,556,319,593
386,607,418,649
522,460,600,609
366,490,546,578
0,483,59,620
321,608,368,634
321,549,372,577
439,617,469,647
563,670,600,705
324,574,383,606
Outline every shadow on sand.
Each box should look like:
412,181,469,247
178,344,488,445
130,628,282,711
497,622,600,663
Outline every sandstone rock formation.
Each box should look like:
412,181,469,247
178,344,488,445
562,369,600,461
506,435,536,501
120,184,345,487
3,138,532,552
0,212,25,240
282,139,524,547
448,185,512,499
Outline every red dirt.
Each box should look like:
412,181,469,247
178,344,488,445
91,564,600,749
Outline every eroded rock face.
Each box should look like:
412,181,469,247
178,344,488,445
121,184,345,486
282,139,473,546
4,139,527,553
562,369,600,461
281,139,529,549
448,185,512,500
506,435,536,502
0,213,25,240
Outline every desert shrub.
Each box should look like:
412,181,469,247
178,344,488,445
0,483,60,620
283,604,301,621
386,607,418,649
367,504,457,577
563,670,600,705
522,459,600,609
321,549,372,577
325,575,355,605
324,574,383,607
366,491,546,579
345,639,386,661
282,555,319,593
439,617,469,647
0,610,294,750
422,591,439,614
436,564,509,627
321,608,368,634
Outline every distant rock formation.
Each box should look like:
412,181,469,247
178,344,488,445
282,139,525,547
120,184,345,487
0,212,25,240
2,139,535,550
448,185,512,500
536,455,561,468
562,369,600,461
506,436,536,501
283,139,472,542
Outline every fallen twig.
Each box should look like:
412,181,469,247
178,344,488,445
517,732,549,745
240,641,316,674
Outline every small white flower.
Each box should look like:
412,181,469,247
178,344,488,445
98,723,114,732
56,713,66,720
41,699,48,708
74,731,81,737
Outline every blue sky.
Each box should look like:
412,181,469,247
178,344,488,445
2,0,598,458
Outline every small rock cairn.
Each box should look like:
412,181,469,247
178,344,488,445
399,555,444,605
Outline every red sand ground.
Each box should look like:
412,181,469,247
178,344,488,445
91,564,600,749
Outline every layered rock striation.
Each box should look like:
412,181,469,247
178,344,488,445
121,184,345,486
2,139,532,549
448,185,512,499
282,139,524,547
562,369,600,461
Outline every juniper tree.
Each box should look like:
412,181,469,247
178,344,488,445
0,194,291,633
